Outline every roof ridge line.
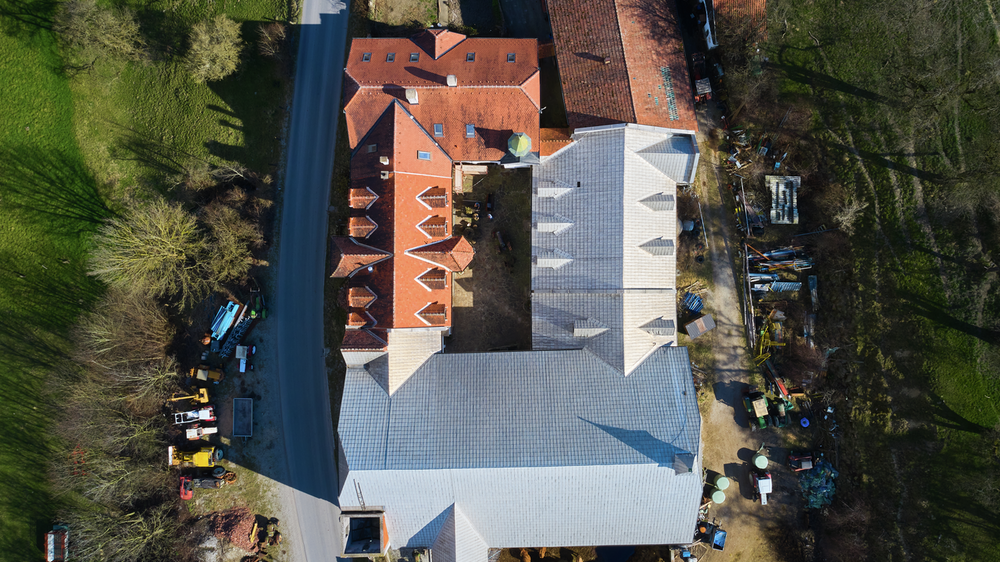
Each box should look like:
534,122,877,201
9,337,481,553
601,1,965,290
609,1,638,123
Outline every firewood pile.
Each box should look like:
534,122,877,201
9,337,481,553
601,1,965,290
209,507,259,552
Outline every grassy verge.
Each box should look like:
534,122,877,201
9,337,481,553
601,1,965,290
0,0,292,557
729,0,1000,559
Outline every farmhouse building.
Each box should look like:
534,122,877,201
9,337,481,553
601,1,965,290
332,28,703,562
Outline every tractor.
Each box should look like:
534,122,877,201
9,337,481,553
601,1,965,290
742,387,771,431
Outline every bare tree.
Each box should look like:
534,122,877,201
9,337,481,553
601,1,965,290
186,15,244,83
203,203,264,284
89,199,215,309
834,196,869,235
53,0,145,60
73,288,174,370
258,22,288,58
62,504,179,562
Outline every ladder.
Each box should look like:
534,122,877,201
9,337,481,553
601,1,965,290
220,316,253,358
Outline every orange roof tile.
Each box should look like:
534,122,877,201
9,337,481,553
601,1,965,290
349,187,378,209
347,310,375,327
411,28,468,59
329,236,391,278
416,268,448,290
714,0,768,39
349,216,378,238
408,235,475,272
341,328,387,350
416,303,448,326
340,101,458,331
348,286,377,308
417,187,449,208
344,32,541,162
539,127,573,156
547,0,698,133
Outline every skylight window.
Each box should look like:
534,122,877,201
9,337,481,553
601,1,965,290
433,124,443,137
362,52,371,62
417,151,431,161
367,144,378,153
409,52,419,62
507,53,516,63
465,124,475,138
466,52,476,62
386,53,395,62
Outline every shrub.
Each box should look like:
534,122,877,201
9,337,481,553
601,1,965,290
186,15,244,83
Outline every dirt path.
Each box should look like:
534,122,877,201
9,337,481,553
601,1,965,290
690,106,806,562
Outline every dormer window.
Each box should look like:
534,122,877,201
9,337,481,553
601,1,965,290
409,52,419,62
362,52,371,62
466,52,475,62
386,53,395,62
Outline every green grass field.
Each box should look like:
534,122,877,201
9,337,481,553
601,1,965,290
0,0,292,556
764,0,1000,559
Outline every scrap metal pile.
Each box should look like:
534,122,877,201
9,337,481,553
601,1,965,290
799,459,839,509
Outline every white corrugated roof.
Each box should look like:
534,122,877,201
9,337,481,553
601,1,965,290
339,346,701,553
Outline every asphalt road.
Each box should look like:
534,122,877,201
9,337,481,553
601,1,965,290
274,0,349,559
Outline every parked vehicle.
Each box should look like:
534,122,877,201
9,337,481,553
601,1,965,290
185,424,219,440
166,388,209,405
742,387,771,431
190,365,224,384
168,445,222,468
45,524,69,562
173,406,216,425
691,52,713,103
751,469,773,505
788,451,816,472
769,398,791,428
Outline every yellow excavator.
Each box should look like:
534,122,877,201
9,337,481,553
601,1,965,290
168,445,222,468
166,388,210,405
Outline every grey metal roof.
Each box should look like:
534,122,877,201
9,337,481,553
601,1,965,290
530,124,690,373
339,346,702,553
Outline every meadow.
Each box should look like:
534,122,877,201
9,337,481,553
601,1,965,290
0,0,292,556
758,0,1000,558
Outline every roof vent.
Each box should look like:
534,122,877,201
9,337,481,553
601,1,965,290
604,57,611,65
379,156,389,165
380,171,390,179
573,318,609,338
405,88,419,104
446,74,457,87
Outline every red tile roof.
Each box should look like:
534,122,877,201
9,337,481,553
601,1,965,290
546,0,698,133
416,303,448,326
349,187,378,209
344,31,541,162
349,215,378,238
416,268,448,290
539,128,573,156
348,286,377,308
714,0,767,38
411,28,468,59
341,328,387,350
408,235,475,272
336,101,467,332
329,236,391,277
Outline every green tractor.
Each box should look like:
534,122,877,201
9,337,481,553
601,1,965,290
743,387,771,431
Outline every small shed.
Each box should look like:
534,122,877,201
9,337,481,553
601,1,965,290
233,398,253,438
685,314,716,339
767,175,800,224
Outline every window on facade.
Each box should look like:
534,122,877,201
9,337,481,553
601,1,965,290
362,53,371,62
466,52,475,62
433,124,443,137
409,52,419,62
507,53,516,63
417,151,431,161
386,53,395,62
465,124,475,138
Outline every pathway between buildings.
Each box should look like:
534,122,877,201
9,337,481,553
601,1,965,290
693,105,800,561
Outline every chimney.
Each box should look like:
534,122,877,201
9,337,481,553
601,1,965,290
405,88,419,104
379,156,389,165
380,171,390,179
446,75,457,87
604,57,611,65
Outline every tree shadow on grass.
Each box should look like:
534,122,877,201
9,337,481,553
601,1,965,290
108,122,201,180
899,290,1000,346
0,147,115,235
0,0,56,38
